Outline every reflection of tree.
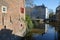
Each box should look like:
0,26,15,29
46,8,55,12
0,29,23,40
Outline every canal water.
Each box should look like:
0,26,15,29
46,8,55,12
30,24,60,40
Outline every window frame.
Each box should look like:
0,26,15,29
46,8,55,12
1,6,7,13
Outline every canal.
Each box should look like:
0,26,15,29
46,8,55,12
26,24,60,40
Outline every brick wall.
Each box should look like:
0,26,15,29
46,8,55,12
0,0,26,37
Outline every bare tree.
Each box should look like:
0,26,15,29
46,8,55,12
25,0,34,7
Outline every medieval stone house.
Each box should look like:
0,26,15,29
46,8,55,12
0,0,26,37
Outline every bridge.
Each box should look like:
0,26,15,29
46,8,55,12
31,19,45,23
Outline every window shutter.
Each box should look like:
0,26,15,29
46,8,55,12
21,7,24,13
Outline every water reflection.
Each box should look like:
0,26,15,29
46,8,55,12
30,24,59,40
55,27,60,40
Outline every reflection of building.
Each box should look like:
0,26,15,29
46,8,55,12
0,0,26,37
55,27,60,40
56,5,60,22
45,24,49,33
31,4,49,20
31,23,45,34
31,24,49,35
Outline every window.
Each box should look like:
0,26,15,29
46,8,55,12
3,8,6,11
20,7,24,13
1,6,7,13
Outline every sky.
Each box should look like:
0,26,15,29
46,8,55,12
34,0,59,12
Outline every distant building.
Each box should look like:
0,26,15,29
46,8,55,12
56,5,60,22
0,0,26,37
25,7,33,17
31,4,49,20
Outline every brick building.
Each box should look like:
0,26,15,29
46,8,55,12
0,0,26,37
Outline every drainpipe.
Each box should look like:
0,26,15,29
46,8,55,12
2,13,4,25
2,13,6,29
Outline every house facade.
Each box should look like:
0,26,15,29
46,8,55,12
0,0,26,37
31,4,49,20
56,5,60,22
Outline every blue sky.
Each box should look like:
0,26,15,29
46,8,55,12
34,0,59,12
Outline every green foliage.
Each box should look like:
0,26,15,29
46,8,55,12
26,15,34,32
49,12,54,18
